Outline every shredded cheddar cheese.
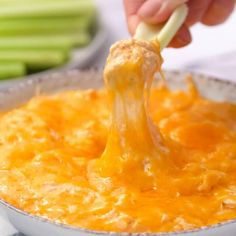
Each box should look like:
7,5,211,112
0,39,236,233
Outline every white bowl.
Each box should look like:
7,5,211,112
0,70,236,236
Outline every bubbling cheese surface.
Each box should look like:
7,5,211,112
1,39,236,233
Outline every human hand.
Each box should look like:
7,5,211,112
124,0,235,48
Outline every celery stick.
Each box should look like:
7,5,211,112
0,17,92,36
0,0,96,19
0,33,91,50
0,50,69,69
157,4,188,50
134,4,188,50
0,0,84,4
0,61,26,80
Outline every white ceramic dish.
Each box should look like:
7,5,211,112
0,70,236,236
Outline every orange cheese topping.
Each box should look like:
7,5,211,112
0,39,236,233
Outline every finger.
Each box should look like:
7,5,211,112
138,0,162,21
185,0,213,26
201,0,235,25
123,0,146,16
138,0,187,24
127,15,141,35
154,0,188,23
123,0,146,35
168,24,192,48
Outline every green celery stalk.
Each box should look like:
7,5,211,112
0,0,96,19
0,17,93,36
0,61,26,80
0,0,85,4
0,33,91,50
0,49,69,70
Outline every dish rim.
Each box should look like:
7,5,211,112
0,69,236,235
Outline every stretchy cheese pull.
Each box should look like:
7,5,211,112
92,39,173,190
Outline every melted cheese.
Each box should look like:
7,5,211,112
0,39,236,233
91,40,172,191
